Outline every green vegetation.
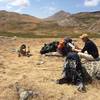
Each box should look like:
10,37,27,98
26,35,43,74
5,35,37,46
0,31,100,38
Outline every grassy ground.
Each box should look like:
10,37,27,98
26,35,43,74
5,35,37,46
0,37,100,100
0,31,100,38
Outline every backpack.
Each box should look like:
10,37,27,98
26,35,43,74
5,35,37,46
63,52,84,84
40,41,59,54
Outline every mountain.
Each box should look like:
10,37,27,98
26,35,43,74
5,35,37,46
41,10,100,36
44,10,71,21
0,10,100,37
0,10,41,34
88,19,100,33
39,10,81,35
71,11,100,33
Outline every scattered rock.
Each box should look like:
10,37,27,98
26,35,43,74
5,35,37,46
36,61,45,65
15,82,33,100
12,36,17,40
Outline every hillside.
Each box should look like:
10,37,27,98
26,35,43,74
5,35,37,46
0,10,100,37
72,11,100,32
0,10,41,34
41,10,100,37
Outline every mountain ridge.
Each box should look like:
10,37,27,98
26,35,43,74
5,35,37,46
0,10,100,37
44,10,71,21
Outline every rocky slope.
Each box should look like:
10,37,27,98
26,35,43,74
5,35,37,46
43,10,100,35
0,10,100,37
44,10,71,21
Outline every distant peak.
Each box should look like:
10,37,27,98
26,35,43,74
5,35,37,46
57,10,66,13
55,10,70,15
44,10,71,21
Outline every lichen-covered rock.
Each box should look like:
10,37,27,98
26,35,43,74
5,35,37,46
15,82,33,100
82,61,100,80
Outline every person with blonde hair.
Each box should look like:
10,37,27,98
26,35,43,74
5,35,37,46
73,34,99,61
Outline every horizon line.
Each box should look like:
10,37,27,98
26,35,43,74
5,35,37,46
0,9,100,19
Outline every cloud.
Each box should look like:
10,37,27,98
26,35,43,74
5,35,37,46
84,0,100,7
47,6,58,14
7,0,30,7
0,0,30,7
41,6,59,16
0,0,30,13
40,1,59,17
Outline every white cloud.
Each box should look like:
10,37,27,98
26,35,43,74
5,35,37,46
0,0,30,7
84,0,100,7
0,0,30,13
41,6,59,16
40,1,59,17
15,7,24,13
47,6,58,14
7,0,30,7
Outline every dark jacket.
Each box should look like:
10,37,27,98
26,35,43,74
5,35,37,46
81,39,99,59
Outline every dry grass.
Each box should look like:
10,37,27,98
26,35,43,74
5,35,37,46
0,37,100,100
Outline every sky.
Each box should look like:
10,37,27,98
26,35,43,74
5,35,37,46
0,0,100,18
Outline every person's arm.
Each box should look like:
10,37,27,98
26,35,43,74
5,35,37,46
68,43,81,52
75,44,87,53
72,48,81,52
81,44,87,53
68,43,75,49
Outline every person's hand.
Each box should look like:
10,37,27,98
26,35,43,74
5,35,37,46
72,48,81,52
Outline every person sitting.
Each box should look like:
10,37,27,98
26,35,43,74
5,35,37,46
73,34,99,61
18,44,31,57
57,37,76,56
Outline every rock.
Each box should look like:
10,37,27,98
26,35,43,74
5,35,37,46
19,91,33,100
15,82,33,100
82,61,100,80
36,61,45,65
12,36,17,40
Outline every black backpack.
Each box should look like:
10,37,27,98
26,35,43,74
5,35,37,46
63,52,84,84
40,41,59,54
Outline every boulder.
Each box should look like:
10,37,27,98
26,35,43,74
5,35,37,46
82,61,100,80
15,82,33,100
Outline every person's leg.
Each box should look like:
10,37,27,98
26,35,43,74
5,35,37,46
45,52,62,56
78,52,94,61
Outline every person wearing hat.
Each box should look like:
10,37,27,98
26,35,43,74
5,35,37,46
74,34,99,61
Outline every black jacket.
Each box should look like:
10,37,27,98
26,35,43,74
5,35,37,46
81,39,99,59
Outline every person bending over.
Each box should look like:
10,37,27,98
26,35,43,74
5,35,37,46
18,44,31,57
73,34,99,61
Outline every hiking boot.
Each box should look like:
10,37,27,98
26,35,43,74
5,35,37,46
56,78,68,84
77,83,86,93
